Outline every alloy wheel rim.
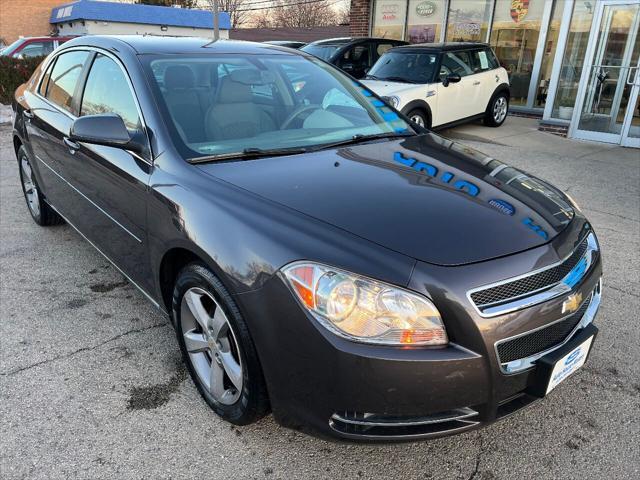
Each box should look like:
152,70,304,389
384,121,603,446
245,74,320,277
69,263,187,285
180,287,243,405
493,97,507,123
411,114,425,127
20,156,40,217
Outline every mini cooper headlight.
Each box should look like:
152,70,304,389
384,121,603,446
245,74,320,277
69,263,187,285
281,262,448,346
382,95,400,108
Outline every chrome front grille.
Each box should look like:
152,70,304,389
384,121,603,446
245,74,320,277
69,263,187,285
496,296,591,363
495,279,602,373
467,233,598,317
470,239,588,307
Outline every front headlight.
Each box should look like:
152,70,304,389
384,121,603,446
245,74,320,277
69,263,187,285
382,95,400,108
281,262,448,346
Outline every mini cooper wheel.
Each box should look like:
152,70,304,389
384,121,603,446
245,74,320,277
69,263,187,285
407,109,430,129
485,94,509,127
172,263,269,425
17,146,63,226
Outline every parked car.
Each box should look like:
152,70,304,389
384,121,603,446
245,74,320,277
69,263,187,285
264,40,306,49
1,36,75,59
13,36,602,441
362,43,510,129
301,37,408,79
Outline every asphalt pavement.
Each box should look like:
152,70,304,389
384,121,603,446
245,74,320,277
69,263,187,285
1,117,639,479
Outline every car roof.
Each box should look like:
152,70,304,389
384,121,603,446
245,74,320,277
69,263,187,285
392,42,490,52
60,35,302,56
306,37,405,46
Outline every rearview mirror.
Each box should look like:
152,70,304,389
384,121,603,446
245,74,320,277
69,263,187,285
442,73,462,87
69,113,145,154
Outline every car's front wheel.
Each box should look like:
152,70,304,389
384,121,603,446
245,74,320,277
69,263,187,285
17,146,64,226
485,93,509,127
172,263,269,425
406,108,430,129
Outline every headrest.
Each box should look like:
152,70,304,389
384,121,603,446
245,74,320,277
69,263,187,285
217,76,252,103
228,68,275,85
164,65,195,90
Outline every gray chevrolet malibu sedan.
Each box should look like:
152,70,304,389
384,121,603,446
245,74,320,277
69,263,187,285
12,35,602,441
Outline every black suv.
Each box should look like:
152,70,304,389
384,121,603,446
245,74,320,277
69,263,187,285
301,37,408,78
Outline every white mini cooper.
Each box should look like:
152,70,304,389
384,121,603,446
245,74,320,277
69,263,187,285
362,43,510,129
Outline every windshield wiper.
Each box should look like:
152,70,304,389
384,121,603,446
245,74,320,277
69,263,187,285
187,146,308,164
379,76,418,84
364,74,380,80
309,131,415,152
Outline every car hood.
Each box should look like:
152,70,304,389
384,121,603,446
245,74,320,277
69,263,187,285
361,79,428,97
197,134,574,266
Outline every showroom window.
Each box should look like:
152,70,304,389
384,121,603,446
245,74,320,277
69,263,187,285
406,0,444,43
490,0,549,106
372,0,408,40
446,0,493,42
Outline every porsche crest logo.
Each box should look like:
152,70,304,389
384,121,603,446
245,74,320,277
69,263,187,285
562,292,583,314
510,0,529,23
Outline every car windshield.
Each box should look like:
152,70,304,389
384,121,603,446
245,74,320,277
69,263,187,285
143,54,412,161
367,51,438,84
300,44,342,61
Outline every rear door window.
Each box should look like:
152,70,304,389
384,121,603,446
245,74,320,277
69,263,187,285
45,50,90,114
470,48,499,72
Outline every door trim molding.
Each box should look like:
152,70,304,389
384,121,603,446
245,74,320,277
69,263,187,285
36,154,143,243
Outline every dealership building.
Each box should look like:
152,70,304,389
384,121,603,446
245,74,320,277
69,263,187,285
350,0,640,147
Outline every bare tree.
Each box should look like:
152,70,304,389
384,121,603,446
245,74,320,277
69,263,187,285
202,0,250,28
269,0,336,28
252,10,274,29
337,1,350,25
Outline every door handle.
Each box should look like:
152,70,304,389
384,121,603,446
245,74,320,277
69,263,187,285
473,81,481,86
63,137,81,152
23,109,34,119
627,66,639,85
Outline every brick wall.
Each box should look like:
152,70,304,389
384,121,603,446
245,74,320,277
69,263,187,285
0,0,60,44
349,0,371,37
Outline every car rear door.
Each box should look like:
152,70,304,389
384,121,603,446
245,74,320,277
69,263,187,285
61,51,153,286
24,49,91,216
434,49,480,125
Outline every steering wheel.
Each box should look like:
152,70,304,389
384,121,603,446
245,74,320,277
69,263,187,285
280,104,323,130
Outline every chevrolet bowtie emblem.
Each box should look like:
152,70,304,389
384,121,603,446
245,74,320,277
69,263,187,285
562,292,583,314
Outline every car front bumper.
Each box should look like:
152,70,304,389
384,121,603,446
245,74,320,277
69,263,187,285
235,236,603,441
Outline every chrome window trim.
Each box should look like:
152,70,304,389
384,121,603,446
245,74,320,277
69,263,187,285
495,278,602,374
33,45,154,165
466,232,597,318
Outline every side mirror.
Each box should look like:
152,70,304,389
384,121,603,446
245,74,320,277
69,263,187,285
442,73,462,87
69,113,145,154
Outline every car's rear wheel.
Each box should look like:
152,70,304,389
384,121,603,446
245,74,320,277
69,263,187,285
17,146,63,226
485,93,509,127
172,263,269,425
406,109,430,129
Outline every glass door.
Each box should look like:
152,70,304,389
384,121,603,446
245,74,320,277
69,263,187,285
570,0,640,147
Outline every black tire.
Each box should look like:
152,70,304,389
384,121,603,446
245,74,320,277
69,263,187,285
406,108,430,129
172,262,269,425
17,146,64,226
484,93,509,127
